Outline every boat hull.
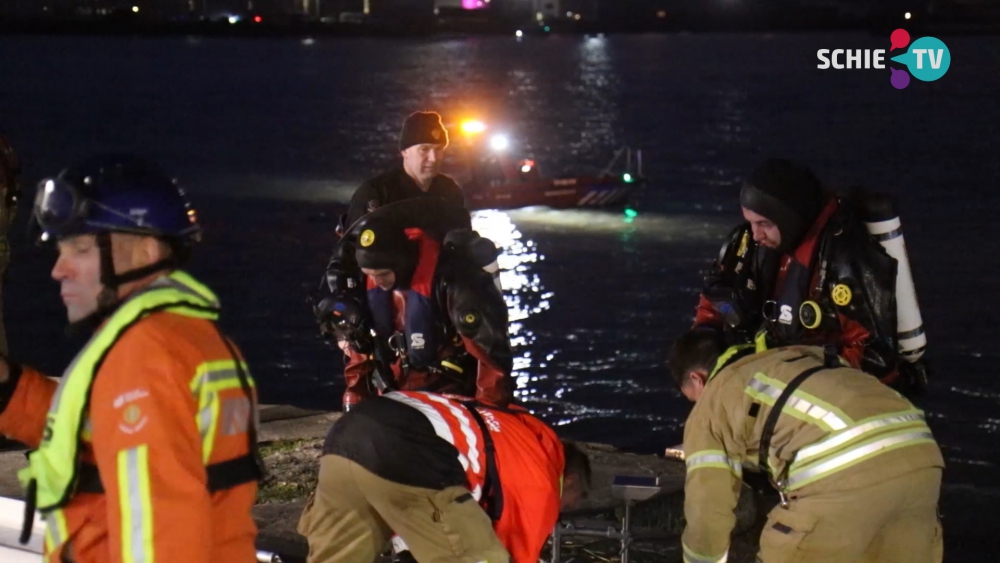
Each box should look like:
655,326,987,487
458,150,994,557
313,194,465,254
465,176,642,211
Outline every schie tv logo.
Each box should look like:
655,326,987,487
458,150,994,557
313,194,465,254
817,29,951,90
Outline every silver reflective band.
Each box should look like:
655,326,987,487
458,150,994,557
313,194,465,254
198,398,214,441
683,544,729,563
123,448,150,563
794,412,925,464
686,453,742,476
748,378,847,431
45,512,63,547
787,430,934,489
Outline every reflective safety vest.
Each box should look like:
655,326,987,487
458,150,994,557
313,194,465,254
383,391,489,502
383,390,564,563
17,270,262,546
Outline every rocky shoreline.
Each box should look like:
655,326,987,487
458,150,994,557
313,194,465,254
249,407,768,563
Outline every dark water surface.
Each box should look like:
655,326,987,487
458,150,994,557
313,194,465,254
1,32,999,557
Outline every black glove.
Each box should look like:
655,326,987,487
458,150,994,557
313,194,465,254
896,359,930,397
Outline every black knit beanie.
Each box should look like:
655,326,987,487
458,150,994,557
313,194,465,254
739,158,825,253
399,112,449,152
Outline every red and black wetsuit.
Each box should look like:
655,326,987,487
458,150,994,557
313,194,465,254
696,198,901,385
338,227,514,409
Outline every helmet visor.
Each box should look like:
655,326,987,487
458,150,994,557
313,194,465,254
33,178,86,239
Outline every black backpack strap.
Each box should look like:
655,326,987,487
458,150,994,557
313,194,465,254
462,402,504,522
74,452,261,497
206,453,264,493
758,365,828,479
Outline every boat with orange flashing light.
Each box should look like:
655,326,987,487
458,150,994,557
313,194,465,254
449,119,646,212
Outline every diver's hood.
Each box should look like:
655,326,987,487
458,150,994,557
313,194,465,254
740,159,825,253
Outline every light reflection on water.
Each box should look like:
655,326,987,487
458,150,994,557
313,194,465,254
471,209,552,399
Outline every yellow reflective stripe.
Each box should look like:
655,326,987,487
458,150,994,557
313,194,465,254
159,304,217,321
787,429,935,490
43,510,68,553
708,345,754,381
683,543,728,563
754,329,768,352
188,360,252,394
189,360,253,463
686,450,743,478
793,410,927,467
118,445,155,563
199,394,220,464
155,271,218,305
744,373,852,431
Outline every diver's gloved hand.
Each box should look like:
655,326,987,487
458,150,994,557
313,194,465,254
314,293,367,334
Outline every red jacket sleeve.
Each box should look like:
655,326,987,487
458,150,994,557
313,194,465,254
90,325,213,563
459,335,513,408
342,347,376,402
493,414,563,563
836,313,869,370
0,366,58,448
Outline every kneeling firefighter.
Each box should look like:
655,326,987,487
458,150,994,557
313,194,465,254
695,158,929,394
670,330,944,563
297,390,591,563
0,155,263,563
314,197,515,410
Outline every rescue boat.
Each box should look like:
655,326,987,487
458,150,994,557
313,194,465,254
450,120,646,212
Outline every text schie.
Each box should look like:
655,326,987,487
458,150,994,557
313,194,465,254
817,49,886,69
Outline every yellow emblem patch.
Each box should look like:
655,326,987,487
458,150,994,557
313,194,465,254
359,229,376,247
831,284,853,306
123,404,142,425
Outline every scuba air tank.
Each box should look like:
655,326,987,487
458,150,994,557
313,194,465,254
856,191,926,363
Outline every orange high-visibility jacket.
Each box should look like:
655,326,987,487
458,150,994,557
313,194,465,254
0,307,259,563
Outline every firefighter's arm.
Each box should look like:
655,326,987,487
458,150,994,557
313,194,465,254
90,327,212,563
0,364,58,448
495,487,560,563
495,428,562,563
447,269,514,407
681,396,745,563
